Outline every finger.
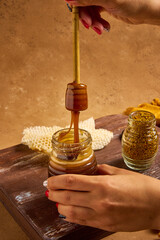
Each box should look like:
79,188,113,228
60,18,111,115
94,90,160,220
80,6,109,33
48,190,91,208
58,204,94,225
98,17,110,31
79,7,92,28
92,21,104,34
48,174,97,191
86,6,102,34
97,164,136,175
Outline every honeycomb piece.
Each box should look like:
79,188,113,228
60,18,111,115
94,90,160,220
22,126,61,154
22,118,113,153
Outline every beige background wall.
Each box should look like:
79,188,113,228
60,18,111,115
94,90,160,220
0,0,160,239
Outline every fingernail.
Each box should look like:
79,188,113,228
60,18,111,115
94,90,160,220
92,27,102,35
66,3,72,12
43,180,48,188
45,190,49,198
56,203,59,208
59,214,66,219
104,27,110,32
81,19,89,29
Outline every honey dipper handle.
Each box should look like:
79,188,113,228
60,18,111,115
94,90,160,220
72,6,80,84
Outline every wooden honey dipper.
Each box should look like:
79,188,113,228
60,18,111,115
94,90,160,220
65,6,88,143
49,5,97,178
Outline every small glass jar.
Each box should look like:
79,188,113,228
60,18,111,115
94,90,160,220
122,110,159,170
48,128,97,176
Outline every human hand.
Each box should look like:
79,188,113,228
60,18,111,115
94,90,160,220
65,0,160,34
47,164,160,232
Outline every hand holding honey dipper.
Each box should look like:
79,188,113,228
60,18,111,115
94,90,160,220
65,0,160,34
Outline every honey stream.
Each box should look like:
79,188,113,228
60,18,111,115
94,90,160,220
58,111,79,143
58,81,88,143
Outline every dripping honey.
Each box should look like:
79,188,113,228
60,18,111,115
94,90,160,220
48,82,97,176
59,82,88,143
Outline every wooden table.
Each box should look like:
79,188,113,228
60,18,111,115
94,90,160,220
0,114,160,240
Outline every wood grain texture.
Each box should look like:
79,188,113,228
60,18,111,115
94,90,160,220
0,114,160,240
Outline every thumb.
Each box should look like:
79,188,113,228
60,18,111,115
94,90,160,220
97,164,135,175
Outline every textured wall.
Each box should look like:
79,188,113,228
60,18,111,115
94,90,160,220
0,1,160,239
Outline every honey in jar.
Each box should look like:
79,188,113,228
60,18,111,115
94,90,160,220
48,128,97,176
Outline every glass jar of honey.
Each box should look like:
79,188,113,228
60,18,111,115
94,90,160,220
48,128,97,176
122,110,159,170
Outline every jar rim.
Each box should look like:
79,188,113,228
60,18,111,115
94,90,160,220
129,110,156,124
52,128,92,146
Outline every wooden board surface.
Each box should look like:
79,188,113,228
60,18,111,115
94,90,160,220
0,114,160,240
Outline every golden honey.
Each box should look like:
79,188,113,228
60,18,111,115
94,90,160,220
48,128,97,176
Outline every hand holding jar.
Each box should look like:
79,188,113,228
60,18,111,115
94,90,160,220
46,164,160,232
